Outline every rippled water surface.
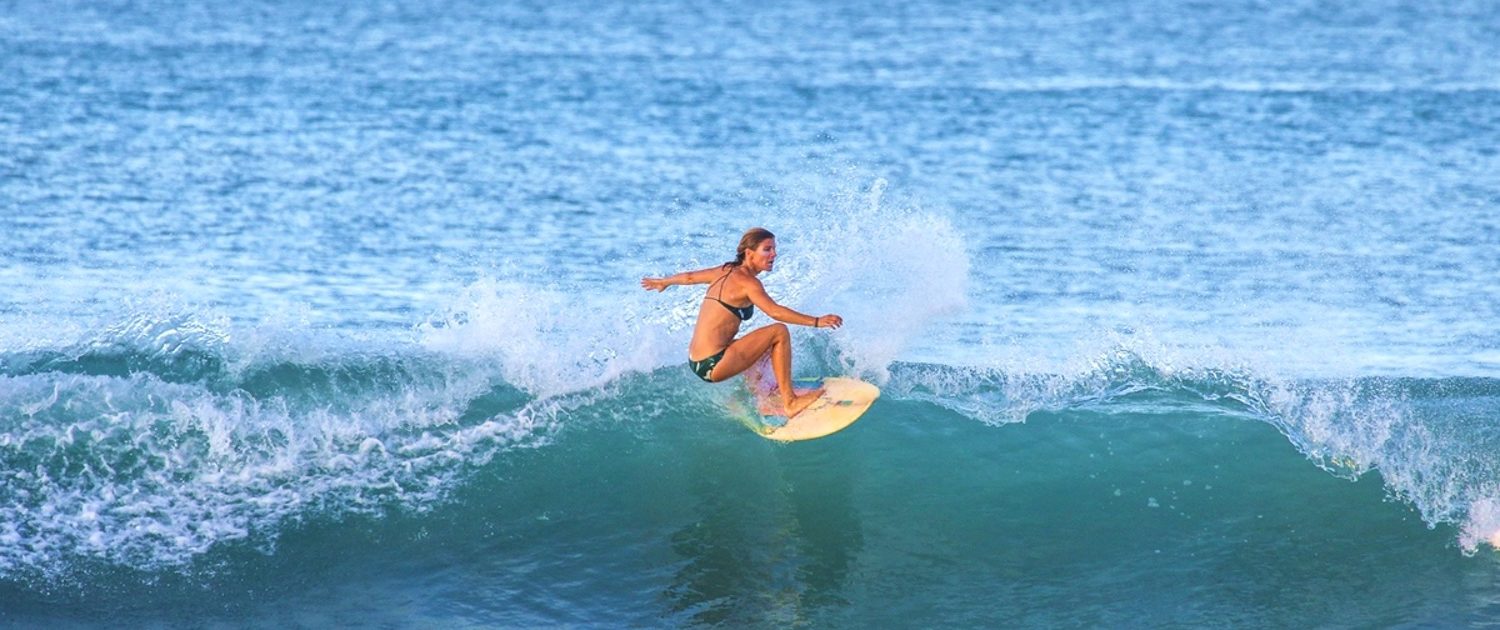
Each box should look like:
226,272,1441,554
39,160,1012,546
3,0,1499,626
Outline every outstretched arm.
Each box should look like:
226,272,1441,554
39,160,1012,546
640,265,727,292
743,278,843,329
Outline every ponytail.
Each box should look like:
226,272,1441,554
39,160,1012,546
724,227,775,268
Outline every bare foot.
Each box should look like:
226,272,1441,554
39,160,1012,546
784,388,825,418
756,385,827,417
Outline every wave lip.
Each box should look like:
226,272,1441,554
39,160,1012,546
0,314,560,579
885,350,1500,554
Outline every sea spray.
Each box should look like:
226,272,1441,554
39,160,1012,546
693,173,973,382
426,174,970,389
418,278,681,399
777,177,970,381
0,314,547,578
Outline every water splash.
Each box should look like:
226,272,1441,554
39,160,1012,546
0,313,555,579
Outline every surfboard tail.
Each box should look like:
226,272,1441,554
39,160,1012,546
760,377,880,442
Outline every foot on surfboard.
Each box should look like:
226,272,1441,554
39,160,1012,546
756,387,825,417
784,388,825,418
750,377,880,442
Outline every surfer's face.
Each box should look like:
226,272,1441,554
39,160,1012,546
747,238,777,272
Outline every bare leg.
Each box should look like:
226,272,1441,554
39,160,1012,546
708,324,824,417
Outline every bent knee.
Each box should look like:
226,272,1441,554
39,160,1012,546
769,323,790,338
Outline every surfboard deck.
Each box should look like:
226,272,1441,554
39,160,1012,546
751,377,879,442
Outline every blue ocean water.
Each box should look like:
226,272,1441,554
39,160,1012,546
3,0,1500,625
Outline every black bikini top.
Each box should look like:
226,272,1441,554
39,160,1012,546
706,269,754,321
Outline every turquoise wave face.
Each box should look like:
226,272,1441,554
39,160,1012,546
3,333,1498,625
3,313,1499,613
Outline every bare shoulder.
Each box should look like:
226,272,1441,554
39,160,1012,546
735,270,771,300
685,264,732,284
732,267,763,288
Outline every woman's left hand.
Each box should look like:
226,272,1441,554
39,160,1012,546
816,314,843,329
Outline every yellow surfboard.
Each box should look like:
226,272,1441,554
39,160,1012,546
751,377,880,442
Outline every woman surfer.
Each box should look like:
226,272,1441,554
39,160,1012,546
640,227,842,418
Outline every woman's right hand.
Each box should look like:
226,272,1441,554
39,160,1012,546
640,277,669,292
816,314,843,329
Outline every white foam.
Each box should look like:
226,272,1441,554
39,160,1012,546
0,311,562,576
417,278,681,399
1460,497,1500,554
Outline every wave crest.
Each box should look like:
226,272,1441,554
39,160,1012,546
0,314,561,578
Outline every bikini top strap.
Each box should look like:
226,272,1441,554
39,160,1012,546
711,267,735,303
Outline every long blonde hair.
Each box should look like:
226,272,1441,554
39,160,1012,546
724,227,775,268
